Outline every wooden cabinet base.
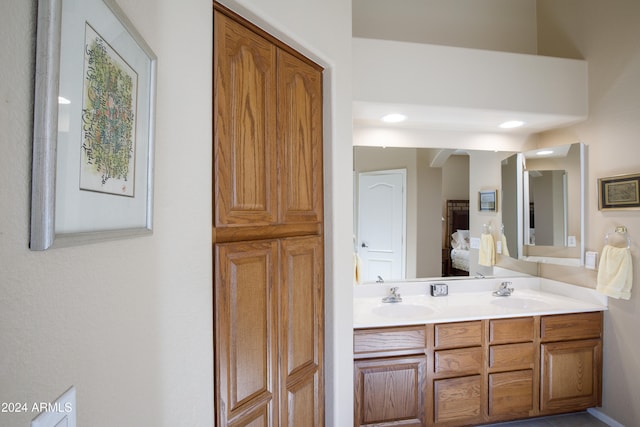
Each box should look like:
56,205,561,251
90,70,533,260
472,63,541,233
354,312,603,427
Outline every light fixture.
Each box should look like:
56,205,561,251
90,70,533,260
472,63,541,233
381,113,407,123
536,150,554,156
499,120,525,129
58,96,71,104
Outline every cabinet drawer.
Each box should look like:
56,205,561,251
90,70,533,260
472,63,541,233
490,317,534,344
489,343,535,371
354,326,425,358
541,312,603,342
434,321,482,349
435,347,482,376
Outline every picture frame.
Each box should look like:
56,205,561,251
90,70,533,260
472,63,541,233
598,173,640,211
31,0,157,250
479,190,498,212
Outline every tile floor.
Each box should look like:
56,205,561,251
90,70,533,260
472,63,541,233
482,411,610,426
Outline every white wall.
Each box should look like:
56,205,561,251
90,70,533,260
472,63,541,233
0,0,213,426
353,0,538,54
537,2,640,425
215,0,354,424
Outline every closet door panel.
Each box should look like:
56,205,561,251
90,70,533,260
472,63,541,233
280,236,324,425
277,49,323,224
214,10,277,227
215,240,279,426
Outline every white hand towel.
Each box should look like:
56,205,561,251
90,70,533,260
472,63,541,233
478,233,496,266
596,244,633,300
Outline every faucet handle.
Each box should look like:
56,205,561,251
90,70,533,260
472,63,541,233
389,286,400,295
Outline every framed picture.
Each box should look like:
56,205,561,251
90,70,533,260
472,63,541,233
31,0,157,250
598,173,640,211
479,190,498,212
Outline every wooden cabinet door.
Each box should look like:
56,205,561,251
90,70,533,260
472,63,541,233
277,49,323,225
215,241,279,426
279,236,324,426
214,10,278,228
540,339,602,414
354,356,427,427
489,370,534,418
432,375,482,426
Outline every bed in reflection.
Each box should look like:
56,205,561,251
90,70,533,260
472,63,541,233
445,200,470,276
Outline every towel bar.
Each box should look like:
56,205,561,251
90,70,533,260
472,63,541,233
605,226,631,249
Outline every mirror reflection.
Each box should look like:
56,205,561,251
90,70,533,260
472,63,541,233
501,142,585,266
354,146,491,283
354,142,585,284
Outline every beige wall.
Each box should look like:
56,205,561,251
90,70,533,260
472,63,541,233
468,151,507,276
417,150,444,278
0,0,213,426
353,0,538,54
537,1,640,425
442,155,470,201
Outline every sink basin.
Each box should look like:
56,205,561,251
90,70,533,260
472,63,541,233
490,297,551,310
372,303,433,318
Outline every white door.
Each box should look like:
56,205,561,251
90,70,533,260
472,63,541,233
357,170,406,281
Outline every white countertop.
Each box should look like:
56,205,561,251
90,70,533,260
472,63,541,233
353,277,608,329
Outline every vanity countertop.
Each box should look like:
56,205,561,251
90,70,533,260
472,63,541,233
353,277,608,329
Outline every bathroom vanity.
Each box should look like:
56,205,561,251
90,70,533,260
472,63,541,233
353,278,606,427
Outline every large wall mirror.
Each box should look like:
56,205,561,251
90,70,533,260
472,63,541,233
354,142,585,284
501,142,585,266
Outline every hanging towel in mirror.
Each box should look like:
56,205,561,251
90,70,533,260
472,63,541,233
479,233,495,266
501,234,510,257
596,244,633,300
354,252,363,284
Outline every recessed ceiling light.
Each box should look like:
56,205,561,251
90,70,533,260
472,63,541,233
381,113,407,123
58,96,71,104
536,150,554,155
499,120,525,129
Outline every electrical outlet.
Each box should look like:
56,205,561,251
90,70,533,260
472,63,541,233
585,251,598,270
568,235,577,247
470,237,481,249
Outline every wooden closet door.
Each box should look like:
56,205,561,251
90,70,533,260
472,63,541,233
277,49,323,225
214,10,278,228
215,241,279,426
279,236,324,426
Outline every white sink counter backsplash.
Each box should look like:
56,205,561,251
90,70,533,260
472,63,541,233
353,277,608,328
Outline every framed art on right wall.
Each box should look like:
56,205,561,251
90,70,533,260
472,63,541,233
598,173,640,210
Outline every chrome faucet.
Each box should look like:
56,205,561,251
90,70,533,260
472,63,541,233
493,281,514,297
382,286,402,303
376,275,384,284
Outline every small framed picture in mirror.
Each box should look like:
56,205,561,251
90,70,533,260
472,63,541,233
598,173,640,210
479,190,498,212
